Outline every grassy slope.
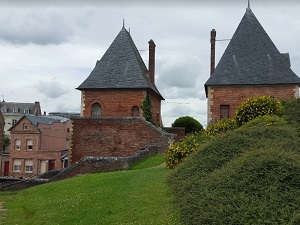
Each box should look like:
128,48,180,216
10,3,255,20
0,155,181,225
168,120,300,224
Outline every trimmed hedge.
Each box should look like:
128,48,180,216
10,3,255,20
168,121,300,224
172,116,203,135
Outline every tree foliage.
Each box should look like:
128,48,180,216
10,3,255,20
141,91,154,125
172,116,203,135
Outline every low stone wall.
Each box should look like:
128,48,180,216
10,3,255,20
1,146,158,191
50,145,158,181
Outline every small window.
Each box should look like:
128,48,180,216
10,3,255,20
24,109,30,114
91,103,101,117
1,107,7,113
13,159,21,172
15,139,21,150
220,105,230,120
12,119,17,125
131,106,139,117
13,107,19,113
27,139,33,150
23,123,28,130
25,160,33,173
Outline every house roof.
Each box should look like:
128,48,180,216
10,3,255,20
0,101,41,115
205,8,300,90
77,26,164,100
25,115,69,126
8,115,69,131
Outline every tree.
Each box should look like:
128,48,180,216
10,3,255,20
172,116,203,134
141,92,154,125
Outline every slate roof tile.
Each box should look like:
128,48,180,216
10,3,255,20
77,26,164,99
205,8,300,89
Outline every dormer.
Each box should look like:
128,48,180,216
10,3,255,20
24,108,30,114
13,106,19,113
1,106,8,113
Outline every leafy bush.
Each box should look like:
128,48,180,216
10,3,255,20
281,98,300,126
172,116,203,135
168,122,300,224
241,115,287,128
165,132,207,169
234,96,282,126
204,118,238,137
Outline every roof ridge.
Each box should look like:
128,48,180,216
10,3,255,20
77,26,164,99
205,8,300,90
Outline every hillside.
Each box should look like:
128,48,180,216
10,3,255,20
0,155,181,225
168,119,300,224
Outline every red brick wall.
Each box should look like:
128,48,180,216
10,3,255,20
70,117,174,164
207,84,299,122
81,89,163,126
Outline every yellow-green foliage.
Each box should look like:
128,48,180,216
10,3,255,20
235,96,282,126
204,118,238,137
165,133,207,169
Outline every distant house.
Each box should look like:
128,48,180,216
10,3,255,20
0,100,42,135
7,115,71,178
204,6,300,123
70,25,173,164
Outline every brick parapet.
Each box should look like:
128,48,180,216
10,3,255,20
70,117,174,164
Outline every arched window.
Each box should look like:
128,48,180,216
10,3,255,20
131,106,139,117
91,103,101,117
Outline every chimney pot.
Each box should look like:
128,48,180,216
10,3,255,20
210,29,216,76
148,39,156,85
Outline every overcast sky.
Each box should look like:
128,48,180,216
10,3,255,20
1,0,300,127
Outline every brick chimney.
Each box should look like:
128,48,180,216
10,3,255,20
148,39,156,85
210,29,216,75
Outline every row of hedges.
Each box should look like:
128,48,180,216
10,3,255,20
165,97,298,169
168,115,300,224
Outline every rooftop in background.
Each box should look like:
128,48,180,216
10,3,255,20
205,8,300,89
48,112,80,119
76,26,164,99
0,101,41,116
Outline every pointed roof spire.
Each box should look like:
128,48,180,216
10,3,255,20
123,19,125,28
247,0,251,10
77,26,164,99
205,8,300,91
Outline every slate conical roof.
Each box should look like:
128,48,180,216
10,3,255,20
205,8,300,89
77,26,164,100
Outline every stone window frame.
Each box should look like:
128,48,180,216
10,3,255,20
25,159,33,173
91,103,101,117
13,159,21,172
15,139,21,150
26,139,33,151
131,106,140,117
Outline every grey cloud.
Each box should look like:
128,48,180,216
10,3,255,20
0,9,73,45
37,81,68,98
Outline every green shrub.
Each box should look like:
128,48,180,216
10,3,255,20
165,132,207,169
241,115,287,128
168,122,300,224
234,96,282,126
172,116,203,135
204,118,238,137
281,98,300,126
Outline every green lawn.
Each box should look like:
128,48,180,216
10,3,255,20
0,155,181,225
